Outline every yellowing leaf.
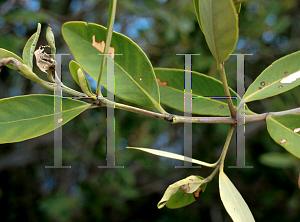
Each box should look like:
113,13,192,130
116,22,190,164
219,171,255,222
126,147,215,167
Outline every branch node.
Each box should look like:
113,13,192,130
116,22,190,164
165,114,174,122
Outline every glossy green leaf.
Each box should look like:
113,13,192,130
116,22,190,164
157,175,207,209
0,48,23,70
22,23,41,70
259,152,297,168
69,61,93,95
127,147,214,167
194,0,241,31
193,0,203,32
219,170,255,222
266,114,300,158
62,22,165,113
245,51,300,102
199,0,238,63
0,95,90,144
154,68,254,116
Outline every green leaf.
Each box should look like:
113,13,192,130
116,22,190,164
127,147,214,167
194,0,241,32
0,48,23,70
245,51,300,103
22,23,41,70
155,68,254,116
62,22,165,113
69,61,93,95
0,95,90,144
157,175,207,209
219,171,255,222
193,0,203,32
259,152,297,168
266,114,300,158
46,25,56,56
199,0,238,63
165,189,196,209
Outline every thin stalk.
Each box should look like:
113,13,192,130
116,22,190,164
92,98,300,124
96,0,118,96
217,63,236,119
44,80,87,97
217,125,236,168
201,165,220,184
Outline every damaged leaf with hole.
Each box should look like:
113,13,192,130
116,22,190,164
244,50,300,102
280,70,300,84
62,21,163,111
92,35,115,59
157,175,207,209
294,128,300,133
266,114,300,158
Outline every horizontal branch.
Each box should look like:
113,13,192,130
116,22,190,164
245,107,300,123
92,98,300,124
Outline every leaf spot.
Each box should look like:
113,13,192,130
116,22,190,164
193,187,202,199
268,82,271,85
175,201,178,204
284,71,288,75
157,78,168,86
183,193,187,197
278,85,283,89
258,87,262,90
294,128,300,133
92,35,115,59
220,106,224,109
260,82,265,86
270,64,273,67
139,77,142,81
279,139,287,144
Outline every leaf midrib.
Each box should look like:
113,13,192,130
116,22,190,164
245,76,285,102
268,116,300,138
0,105,89,125
209,0,219,64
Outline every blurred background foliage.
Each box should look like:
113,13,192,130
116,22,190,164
0,0,300,221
